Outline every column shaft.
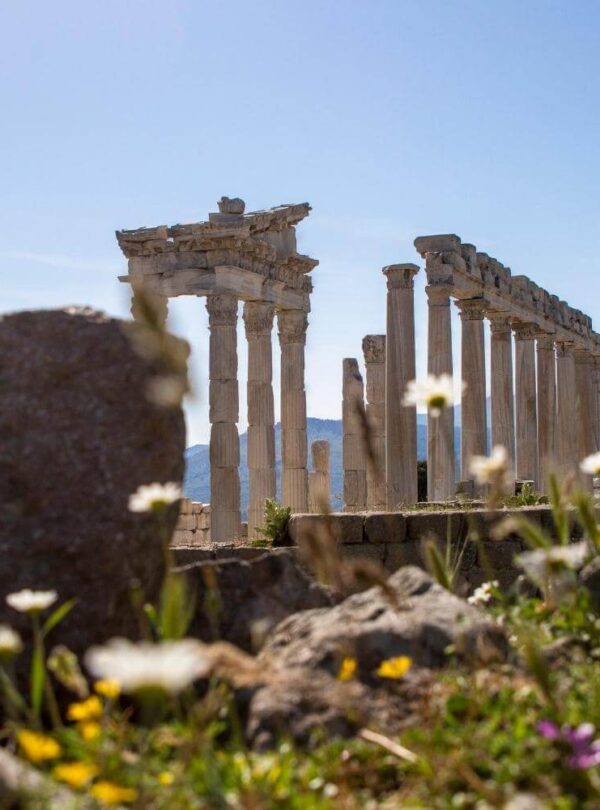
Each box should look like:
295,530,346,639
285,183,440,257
342,358,367,510
513,324,538,485
362,335,386,509
456,298,487,482
278,309,308,512
243,302,276,538
426,286,455,500
556,342,578,480
574,350,595,491
536,333,557,493
384,264,419,507
488,314,515,475
308,440,331,512
207,294,241,543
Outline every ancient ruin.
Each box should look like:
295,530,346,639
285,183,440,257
116,197,317,542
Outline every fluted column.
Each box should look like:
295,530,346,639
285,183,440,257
513,323,538,486
278,309,308,512
426,285,455,500
207,294,241,543
362,335,386,509
574,349,595,491
308,440,331,512
592,357,600,453
456,298,487,483
536,332,557,493
342,358,367,510
383,263,419,507
556,341,578,480
243,302,276,538
489,313,515,476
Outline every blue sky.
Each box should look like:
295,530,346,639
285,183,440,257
2,0,599,445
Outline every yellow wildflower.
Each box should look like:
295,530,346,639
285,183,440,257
17,729,62,763
376,656,412,679
95,679,120,700
337,657,357,682
158,770,174,785
67,695,103,722
53,761,98,789
90,781,139,805
77,721,101,741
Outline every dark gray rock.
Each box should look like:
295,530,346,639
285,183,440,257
260,566,508,676
0,307,185,657
580,556,600,608
179,549,336,652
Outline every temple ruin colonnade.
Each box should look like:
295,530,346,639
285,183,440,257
116,197,317,543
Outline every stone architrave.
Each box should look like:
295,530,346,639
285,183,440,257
243,302,276,538
556,341,578,480
488,312,515,476
362,335,386,510
207,294,241,543
383,264,419,508
456,298,488,484
536,332,557,493
308,440,331,512
513,323,538,487
278,309,309,512
342,358,367,511
574,349,595,491
426,285,455,500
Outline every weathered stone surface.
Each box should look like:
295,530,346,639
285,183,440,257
260,567,508,674
580,556,600,608
179,549,335,652
287,512,364,545
0,307,185,656
364,511,407,544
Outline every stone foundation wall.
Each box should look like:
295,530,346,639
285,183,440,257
172,504,583,592
172,499,211,546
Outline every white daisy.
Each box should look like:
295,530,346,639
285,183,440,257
467,580,498,606
0,625,23,656
580,452,600,476
128,482,182,513
6,589,57,614
403,374,457,418
469,446,509,486
85,638,211,694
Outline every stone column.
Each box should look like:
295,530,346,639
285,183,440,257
342,358,367,511
555,341,578,480
592,357,600,453
362,335,386,510
383,263,419,508
243,301,276,538
513,323,538,486
456,298,487,483
488,313,515,474
206,294,241,543
308,440,331,512
574,349,595,491
278,309,308,512
536,332,557,493
426,285,455,501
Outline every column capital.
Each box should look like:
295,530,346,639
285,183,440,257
206,293,238,326
383,263,419,290
425,284,453,305
242,301,274,336
455,297,486,321
362,334,385,364
487,311,512,335
534,330,555,350
277,309,308,345
512,322,538,341
556,340,577,358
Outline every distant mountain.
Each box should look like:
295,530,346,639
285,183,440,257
184,416,468,518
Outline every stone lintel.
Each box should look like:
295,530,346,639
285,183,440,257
414,234,461,257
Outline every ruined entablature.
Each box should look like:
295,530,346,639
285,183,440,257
116,199,317,309
414,232,600,353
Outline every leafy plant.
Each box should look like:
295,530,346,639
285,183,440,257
253,499,291,547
